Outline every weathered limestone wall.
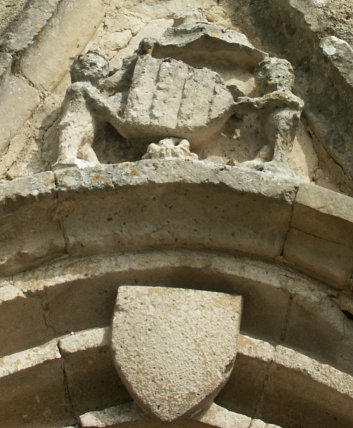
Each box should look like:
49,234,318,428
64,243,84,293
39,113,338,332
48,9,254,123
1,1,353,427
0,0,27,33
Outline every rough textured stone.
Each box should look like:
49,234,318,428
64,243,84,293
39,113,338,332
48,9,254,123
10,249,345,372
0,171,55,205
0,0,61,53
0,75,40,153
80,402,272,427
0,180,65,275
261,344,353,428
0,0,27,34
79,403,143,427
197,403,251,428
142,138,199,160
284,228,353,289
0,51,12,83
1,326,351,428
320,36,353,87
0,340,71,427
53,161,297,262
59,328,130,415
0,283,52,357
151,12,265,69
216,335,273,417
237,0,353,180
52,15,303,177
284,183,353,287
53,52,236,168
111,286,242,421
20,0,105,90
1,2,353,427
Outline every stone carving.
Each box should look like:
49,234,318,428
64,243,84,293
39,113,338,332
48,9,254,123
234,57,304,175
150,9,265,69
142,138,198,160
53,10,304,178
53,48,235,169
53,51,114,169
110,286,242,423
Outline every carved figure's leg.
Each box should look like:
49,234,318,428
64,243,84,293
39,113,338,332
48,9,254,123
53,87,99,169
265,109,299,165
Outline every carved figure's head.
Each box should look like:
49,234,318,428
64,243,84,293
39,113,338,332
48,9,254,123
70,51,110,85
255,57,295,92
137,38,156,55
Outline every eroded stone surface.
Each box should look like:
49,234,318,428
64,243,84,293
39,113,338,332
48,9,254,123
234,57,304,175
151,9,265,69
53,50,235,168
80,402,256,427
111,286,242,421
142,138,199,160
20,0,105,90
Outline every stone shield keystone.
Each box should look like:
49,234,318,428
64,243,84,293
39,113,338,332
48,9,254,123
111,286,242,422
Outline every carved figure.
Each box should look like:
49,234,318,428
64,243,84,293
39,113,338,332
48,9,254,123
53,47,235,169
234,57,304,174
53,51,115,169
53,18,304,176
142,138,198,160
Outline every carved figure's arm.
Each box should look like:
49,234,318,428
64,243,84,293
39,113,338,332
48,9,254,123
67,82,123,126
234,91,304,115
233,96,262,114
100,55,138,95
259,91,304,110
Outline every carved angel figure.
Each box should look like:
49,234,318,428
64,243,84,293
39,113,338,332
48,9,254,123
234,57,304,174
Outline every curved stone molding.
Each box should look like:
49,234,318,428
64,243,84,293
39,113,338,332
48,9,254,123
1,328,352,427
0,161,352,289
2,250,353,375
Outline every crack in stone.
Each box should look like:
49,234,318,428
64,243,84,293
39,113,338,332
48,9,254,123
280,293,293,343
57,341,79,427
280,185,299,258
253,360,272,421
53,171,70,256
40,286,57,337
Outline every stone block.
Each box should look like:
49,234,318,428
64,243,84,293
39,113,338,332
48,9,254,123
0,75,40,153
217,335,274,417
59,328,130,415
20,0,105,90
260,346,353,428
0,0,61,53
55,161,296,261
0,284,52,357
0,171,56,208
293,183,353,247
0,199,66,276
0,340,72,427
284,285,353,374
285,184,353,289
284,183,353,288
0,172,65,275
284,228,353,288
